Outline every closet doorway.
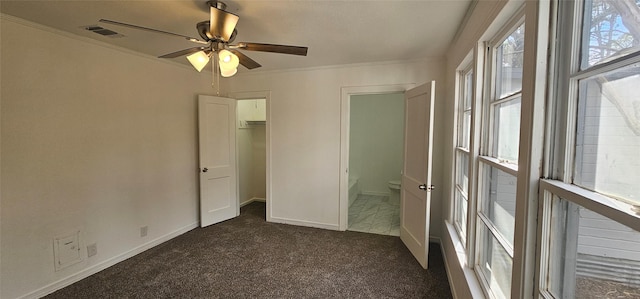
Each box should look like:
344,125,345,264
232,91,271,220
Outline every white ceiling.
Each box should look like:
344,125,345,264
1,0,471,73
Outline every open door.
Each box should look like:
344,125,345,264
199,95,239,227
400,81,435,269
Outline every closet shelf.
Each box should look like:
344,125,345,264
246,120,266,126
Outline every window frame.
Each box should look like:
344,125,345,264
453,62,475,246
537,0,640,297
444,2,552,298
474,12,526,299
538,179,640,299
483,16,526,163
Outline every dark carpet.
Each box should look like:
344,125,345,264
45,202,452,298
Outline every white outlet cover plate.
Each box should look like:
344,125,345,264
87,243,98,257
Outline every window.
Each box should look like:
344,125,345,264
539,0,640,297
491,23,524,164
453,64,473,244
581,0,640,69
574,62,640,206
447,1,640,298
476,19,525,299
540,186,640,299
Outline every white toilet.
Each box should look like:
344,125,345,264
388,180,401,205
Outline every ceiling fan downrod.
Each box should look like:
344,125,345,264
207,1,227,11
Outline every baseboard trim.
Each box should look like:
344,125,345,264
360,191,390,197
240,197,266,207
19,222,199,299
269,216,339,231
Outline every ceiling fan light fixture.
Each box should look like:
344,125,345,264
186,51,210,72
218,49,239,77
218,49,239,69
220,67,237,78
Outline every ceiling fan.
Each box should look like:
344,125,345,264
99,0,308,77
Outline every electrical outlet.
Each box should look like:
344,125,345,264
87,243,97,257
140,226,148,237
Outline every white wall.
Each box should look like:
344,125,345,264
1,10,450,299
238,127,253,204
1,16,214,298
225,60,446,236
349,93,404,195
0,17,3,293
251,127,267,200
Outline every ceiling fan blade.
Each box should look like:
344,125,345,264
236,43,308,56
209,6,239,42
159,47,209,58
99,19,208,45
229,50,262,69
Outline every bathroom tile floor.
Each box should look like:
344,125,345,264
348,194,400,236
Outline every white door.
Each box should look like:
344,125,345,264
199,95,239,227
400,81,435,269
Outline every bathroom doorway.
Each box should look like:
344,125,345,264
233,91,271,220
340,85,409,236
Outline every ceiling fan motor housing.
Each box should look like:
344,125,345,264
207,0,238,42
207,0,227,11
197,21,237,43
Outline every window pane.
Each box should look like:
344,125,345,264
574,63,640,206
465,70,473,109
496,23,525,98
582,0,640,69
480,163,516,244
493,97,521,163
545,195,640,298
458,69,473,149
454,190,468,242
478,224,513,299
456,152,469,194
460,111,471,149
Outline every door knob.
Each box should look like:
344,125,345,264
419,184,435,191
202,167,208,173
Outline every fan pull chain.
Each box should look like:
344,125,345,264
212,53,220,96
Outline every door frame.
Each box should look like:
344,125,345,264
230,90,272,222
339,84,416,231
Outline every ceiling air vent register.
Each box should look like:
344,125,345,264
83,25,124,38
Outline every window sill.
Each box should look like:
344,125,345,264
444,221,486,298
